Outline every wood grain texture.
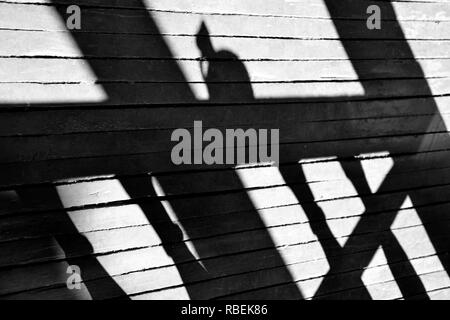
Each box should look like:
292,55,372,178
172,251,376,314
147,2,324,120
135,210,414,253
2,31,450,60
3,58,450,83
1,5,449,40
3,0,450,21
1,77,449,106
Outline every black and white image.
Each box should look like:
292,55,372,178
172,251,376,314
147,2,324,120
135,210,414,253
0,0,449,301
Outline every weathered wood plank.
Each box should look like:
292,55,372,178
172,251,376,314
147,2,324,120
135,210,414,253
408,286,450,300
2,110,450,164
3,0,450,21
1,183,450,245
217,268,450,300
1,247,447,300
315,269,450,300
1,179,449,270
3,128,450,186
1,96,449,136
134,257,450,300
2,152,450,216
1,78,449,106
1,214,448,299
1,4,450,40
3,58,450,83
2,31,449,60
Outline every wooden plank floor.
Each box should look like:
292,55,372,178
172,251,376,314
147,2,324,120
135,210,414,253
0,0,449,300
